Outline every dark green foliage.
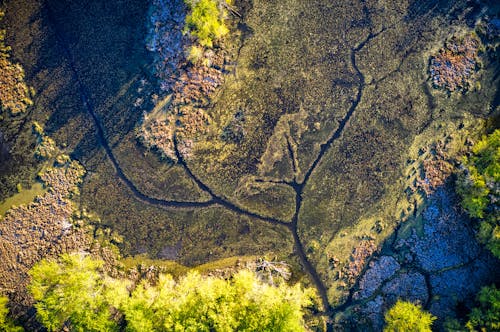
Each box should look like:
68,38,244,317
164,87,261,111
443,317,467,331
466,285,500,331
0,296,24,332
384,300,436,332
184,0,229,47
457,129,500,258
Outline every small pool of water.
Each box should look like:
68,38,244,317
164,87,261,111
0,182,46,218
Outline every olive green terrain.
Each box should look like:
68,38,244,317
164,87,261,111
1,0,499,314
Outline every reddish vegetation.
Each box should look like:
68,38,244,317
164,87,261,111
429,35,479,92
0,57,32,115
172,53,225,106
141,119,177,160
140,1,231,159
415,140,455,196
345,240,377,283
417,159,454,196
0,162,90,311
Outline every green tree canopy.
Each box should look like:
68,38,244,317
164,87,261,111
457,129,500,258
466,284,500,331
120,270,312,332
28,253,125,332
384,300,436,332
29,253,313,331
184,0,229,48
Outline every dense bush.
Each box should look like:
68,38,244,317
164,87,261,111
29,253,124,332
29,253,313,331
457,129,500,258
121,270,312,331
0,296,23,332
184,0,229,48
384,300,436,332
466,284,500,331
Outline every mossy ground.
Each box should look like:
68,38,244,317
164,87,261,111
1,0,499,323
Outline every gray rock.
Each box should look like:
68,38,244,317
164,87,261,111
412,188,481,272
381,271,428,305
429,255,500,318
354,256,400,300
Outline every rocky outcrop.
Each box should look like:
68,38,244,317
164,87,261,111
0,161,90,313
339,185,500,330
429,34,480,92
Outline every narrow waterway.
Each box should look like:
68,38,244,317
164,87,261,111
42,0,377,320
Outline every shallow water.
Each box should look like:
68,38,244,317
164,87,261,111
1,0,499,320
0,182,45,218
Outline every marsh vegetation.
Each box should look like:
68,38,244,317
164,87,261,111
0,0,499,330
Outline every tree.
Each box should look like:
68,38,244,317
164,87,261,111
28,253,125,332
384,300,436,332
120,270,313,332
466,284,500,331
457,129,500,258
29,253,313,331
184,0,229,48
0,296,24,332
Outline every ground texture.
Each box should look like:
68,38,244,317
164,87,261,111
0,0,499,329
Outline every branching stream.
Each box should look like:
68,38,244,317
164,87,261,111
43,0,378,320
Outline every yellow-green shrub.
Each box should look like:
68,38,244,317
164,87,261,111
184,0,229,48
384,300,436,332
457,129,500,258
30,253,314,331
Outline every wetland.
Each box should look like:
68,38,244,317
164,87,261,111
0,0,499,330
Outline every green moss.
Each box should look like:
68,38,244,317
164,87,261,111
0,181,46,219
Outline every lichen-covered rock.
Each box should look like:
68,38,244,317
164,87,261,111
381,272,429,305
429,34,480,92
412,189,481,272
354,256,400,300
429,255,500,319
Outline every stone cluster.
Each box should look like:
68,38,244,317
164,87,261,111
429,35,479,92
139,0,231,159
0,161,90,311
